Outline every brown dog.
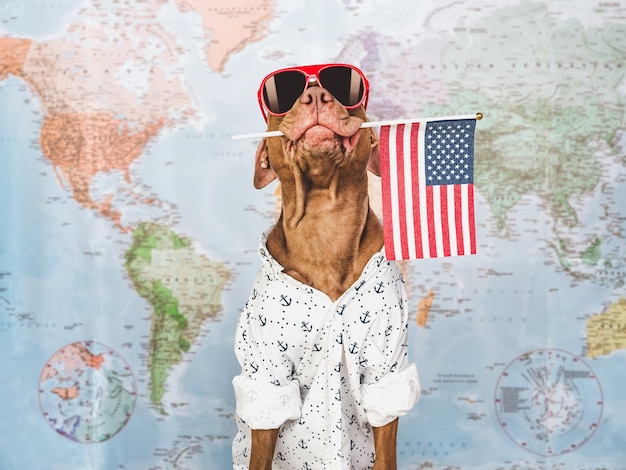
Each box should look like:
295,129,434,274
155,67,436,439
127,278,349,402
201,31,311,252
233,72,419,470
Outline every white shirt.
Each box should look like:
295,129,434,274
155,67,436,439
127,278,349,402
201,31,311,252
232,231,420,469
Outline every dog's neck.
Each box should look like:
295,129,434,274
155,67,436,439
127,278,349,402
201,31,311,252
267,170,383,302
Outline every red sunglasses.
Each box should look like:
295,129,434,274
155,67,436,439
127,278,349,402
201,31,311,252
257,63,370,121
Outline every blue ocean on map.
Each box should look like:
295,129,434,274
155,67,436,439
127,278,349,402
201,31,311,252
1,0,626,469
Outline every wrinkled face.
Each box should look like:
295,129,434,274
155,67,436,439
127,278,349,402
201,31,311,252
254,84,379,189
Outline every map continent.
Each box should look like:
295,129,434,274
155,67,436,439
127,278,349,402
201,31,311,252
0,1,197,231
174,0,276,72
586,297,626,359
124,222,232,412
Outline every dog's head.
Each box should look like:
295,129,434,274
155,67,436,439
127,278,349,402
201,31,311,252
253,83,380,189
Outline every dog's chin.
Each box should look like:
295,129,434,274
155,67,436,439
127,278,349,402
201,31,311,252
299,125,361,156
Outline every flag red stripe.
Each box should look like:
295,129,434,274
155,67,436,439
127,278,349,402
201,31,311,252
454,185,464,256
395,124,409,259
379,125,396,260
440,186,450,257
410,123,423,258
468,184,476,254
426,185,437,258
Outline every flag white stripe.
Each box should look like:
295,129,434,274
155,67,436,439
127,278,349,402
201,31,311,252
417,123,429,258
387,126,403,258
432,186,442,258
447,184,457,256
461,184,471,255
403,125,417,259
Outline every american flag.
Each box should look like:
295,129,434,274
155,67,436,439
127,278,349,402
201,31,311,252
379,118,477,260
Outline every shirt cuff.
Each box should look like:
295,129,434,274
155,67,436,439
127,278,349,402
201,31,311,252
361,363,420,427
233,375,302,429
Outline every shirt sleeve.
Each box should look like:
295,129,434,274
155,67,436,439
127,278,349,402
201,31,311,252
359,280,420,427
232,276,302,430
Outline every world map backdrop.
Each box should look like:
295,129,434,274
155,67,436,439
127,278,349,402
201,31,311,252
1,0,626,468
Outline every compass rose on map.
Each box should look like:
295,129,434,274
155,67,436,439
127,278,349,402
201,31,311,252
494,348,603,457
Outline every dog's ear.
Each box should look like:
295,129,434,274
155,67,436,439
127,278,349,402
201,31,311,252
253,139,277,189
366,128,381,177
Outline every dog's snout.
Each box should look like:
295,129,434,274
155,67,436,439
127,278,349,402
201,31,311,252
279,83,362,143
300,86,334,109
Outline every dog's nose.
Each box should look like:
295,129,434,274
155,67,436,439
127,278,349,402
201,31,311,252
299,86,334,109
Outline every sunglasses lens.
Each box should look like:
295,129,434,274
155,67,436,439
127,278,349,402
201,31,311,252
262,71,306,115
319,66,365,108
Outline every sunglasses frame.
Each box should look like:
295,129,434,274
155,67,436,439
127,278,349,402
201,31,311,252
257,63,370,121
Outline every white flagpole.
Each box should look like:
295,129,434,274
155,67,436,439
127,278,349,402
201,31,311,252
361,112,482,128
230,130,284,140
231,112,482,140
